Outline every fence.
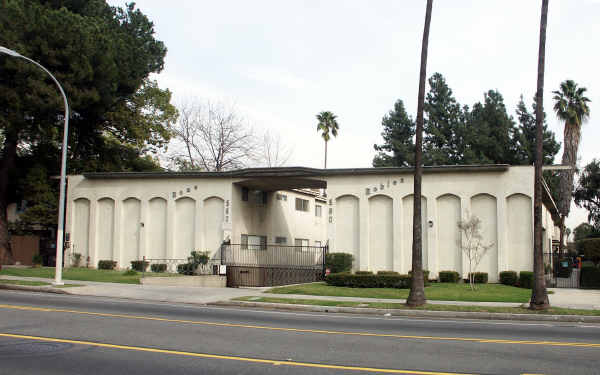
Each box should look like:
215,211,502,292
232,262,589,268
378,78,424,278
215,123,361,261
544,252,580,288
221,244,327,287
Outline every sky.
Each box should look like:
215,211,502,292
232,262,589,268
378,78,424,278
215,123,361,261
108,0,599,233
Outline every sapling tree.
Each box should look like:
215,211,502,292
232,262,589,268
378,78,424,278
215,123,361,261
457,214,494,290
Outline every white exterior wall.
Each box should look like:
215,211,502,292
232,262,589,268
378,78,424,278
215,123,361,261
325,166,536,282
230,185,327,247
65,176,232,269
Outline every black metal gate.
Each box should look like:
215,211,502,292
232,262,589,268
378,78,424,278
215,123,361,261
544,252,580,288
221,244,328,287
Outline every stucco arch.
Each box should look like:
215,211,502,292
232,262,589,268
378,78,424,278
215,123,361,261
401,194,429,272
436,194,461,274
204,196,225,256
148,197,168,259
470,193,498,282
335,195,360,268
335,193,360,202
96,197,115,261
506,193,533,272
72,198,91,260
369,195,393,271
368,193,393,201
175,197,196,258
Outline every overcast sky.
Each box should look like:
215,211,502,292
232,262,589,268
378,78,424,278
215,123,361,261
109,0,599,232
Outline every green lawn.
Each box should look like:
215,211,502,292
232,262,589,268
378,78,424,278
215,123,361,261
235,296,600,316
0,278,51,286
0,267,181,284
266,282,537,303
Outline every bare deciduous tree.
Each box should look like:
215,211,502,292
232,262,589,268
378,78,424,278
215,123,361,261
258,131,293,168
169,100,257,171
458,214,495,291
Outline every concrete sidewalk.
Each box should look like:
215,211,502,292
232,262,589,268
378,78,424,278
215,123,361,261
2,275,599,310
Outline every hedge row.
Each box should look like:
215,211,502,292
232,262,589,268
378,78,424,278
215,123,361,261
577,238,600,264
130,260,149,272
467,272,488,284
518,271,534,289
151,263,167,273
499,271,518,286
325,271,430,289
98,260,117,270
439,271,460,283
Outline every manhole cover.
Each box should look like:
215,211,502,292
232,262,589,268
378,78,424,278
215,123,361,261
0,340,74,357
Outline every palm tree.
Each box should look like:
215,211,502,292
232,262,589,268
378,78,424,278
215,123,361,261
316,111,339,169
406,0,433,308
553,80,591,254
530,0,550,311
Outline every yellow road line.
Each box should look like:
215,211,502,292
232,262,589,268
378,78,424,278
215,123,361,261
1,303,599,348
0,332,473,375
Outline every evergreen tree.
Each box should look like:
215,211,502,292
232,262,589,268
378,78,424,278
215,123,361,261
373,100,415,167
423,73,463,165
513,95,560,165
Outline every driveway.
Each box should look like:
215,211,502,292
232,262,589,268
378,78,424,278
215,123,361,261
548,288,600,310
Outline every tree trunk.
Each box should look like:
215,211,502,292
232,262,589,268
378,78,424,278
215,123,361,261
324,140,328,169
558,121,577,255
407,0,433,308
0,133,17,265
558,217,565,256
530,0,550,310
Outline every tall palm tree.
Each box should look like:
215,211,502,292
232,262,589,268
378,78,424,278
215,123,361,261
553,80,591,254
530,0,550,311
406,0,433,308
316,111,339,169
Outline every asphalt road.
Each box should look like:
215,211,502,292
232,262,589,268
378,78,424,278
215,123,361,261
0,290,599,375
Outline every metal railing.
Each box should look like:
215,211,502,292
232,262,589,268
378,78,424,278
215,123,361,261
221,244,326,269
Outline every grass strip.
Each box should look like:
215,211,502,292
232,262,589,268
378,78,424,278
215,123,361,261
267,282,539,303
235,296,600,316
0,279,50,286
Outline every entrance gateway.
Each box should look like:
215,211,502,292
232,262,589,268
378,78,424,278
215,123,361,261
221,243,328,287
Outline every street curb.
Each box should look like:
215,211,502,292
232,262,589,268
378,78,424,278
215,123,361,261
212,301,600,323
0,284,70,295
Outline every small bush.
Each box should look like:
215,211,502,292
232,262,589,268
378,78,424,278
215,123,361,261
519,271,534,289
177,263,195,275
151,263,167,273
71,252,82,267
499,271,518,286
325,253,353,273
32,254,43,266
98,260,117,270
468,272,488,284
377,271,399,276
580,266,600,289
130,260,149,272
355,271,373,275
577,238,600,265
438,271,460,283
122,269,137,276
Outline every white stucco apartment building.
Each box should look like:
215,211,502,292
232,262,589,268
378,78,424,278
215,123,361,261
65,164,561,282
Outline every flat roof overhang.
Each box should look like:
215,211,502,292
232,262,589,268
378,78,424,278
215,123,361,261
235,177,326,191
82,164,511,180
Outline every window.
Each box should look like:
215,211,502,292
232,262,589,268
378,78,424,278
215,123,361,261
276,193,287,201
242,187,249,201
252,191,267,205
314,240,322,248
294,238,309,251
315,204,322,217
295,198,309,212
275,236,287,245
241,234,267,250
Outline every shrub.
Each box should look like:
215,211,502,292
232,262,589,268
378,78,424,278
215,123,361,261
122,269,137,276
326,272,411,288
32,254,43,266
468,272,488,284
325,253,353,273
151,263,167,273
177,263,195,275
377,271,399,276
355,271,373,275
98,260,117,270
519,271,534,289
580,266,600,289
438,271,460,283
71,252,82,267
189,251,210,266
130,260,149,272
499,271,518,286
577,238,600,265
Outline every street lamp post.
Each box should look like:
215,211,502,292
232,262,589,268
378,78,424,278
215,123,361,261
0,46,69,285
